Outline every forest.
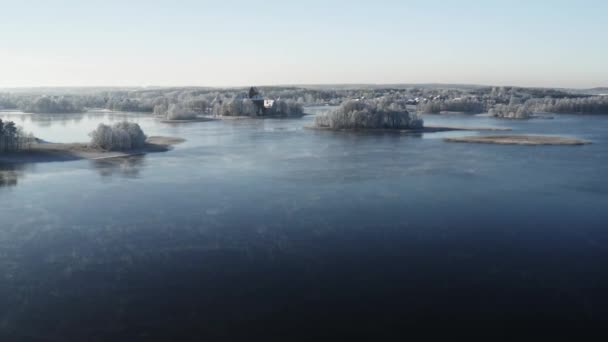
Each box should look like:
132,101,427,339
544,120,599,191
1,85,607,119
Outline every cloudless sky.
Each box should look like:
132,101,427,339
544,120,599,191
1,0,606,88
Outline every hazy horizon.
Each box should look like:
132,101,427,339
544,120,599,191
2,0,607,88
1,82,607,91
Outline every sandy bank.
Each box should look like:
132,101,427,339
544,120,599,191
0,136,185,164
305,125,511,134
219,114,307,120
445,135,590,145
160,117,217,123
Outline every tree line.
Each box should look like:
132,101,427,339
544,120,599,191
218,98,303,117
151,89,304,119
417,98,486,114
528,97,608,114
3,86,607,118
0,119,35,152
488,104,532,119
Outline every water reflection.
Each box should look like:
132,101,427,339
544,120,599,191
0,110,155,143
90,155,146,179
0,163,28,188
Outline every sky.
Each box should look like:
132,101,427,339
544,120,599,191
1,0,607,88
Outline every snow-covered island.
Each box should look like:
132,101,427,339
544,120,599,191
308,97,511,134
312,97,423,130
0,121,184,164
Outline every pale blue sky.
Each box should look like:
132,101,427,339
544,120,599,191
1,0,606,88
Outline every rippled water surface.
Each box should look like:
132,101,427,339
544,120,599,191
1,108,608,338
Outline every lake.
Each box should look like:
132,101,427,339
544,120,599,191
2,107,608,339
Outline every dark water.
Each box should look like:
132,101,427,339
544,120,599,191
1,108,608,339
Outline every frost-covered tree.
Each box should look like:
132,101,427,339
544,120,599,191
240,99,258,116
106,98,154,112
265,100,304,117
153,103,169,117
220,98,259,116
489,103,532,119
164,103,199,120
529,96,608,114
416,97,485,114
183,98,210,113
89,122,147,151
416,101,442,114
216,89,304,117
0,94,18,110
19,96,84,113
314,97,423,129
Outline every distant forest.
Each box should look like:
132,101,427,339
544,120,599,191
1,85,607,119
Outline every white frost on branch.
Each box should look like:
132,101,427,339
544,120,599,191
89,122,147,151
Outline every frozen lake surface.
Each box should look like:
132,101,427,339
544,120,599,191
2,107,608,338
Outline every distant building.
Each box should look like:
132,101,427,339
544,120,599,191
248,87,260,99
211,94,222,106
264,99,275,108
248,87,276,114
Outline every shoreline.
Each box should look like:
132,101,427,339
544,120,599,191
445,135,591,146
160,117,217,123
0,136,185,164
219,114,308,120
304,125,512,134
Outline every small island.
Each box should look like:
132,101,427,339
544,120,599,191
445,135,591,146
0,121,184,164
216,87,304,118
308,97,511,134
